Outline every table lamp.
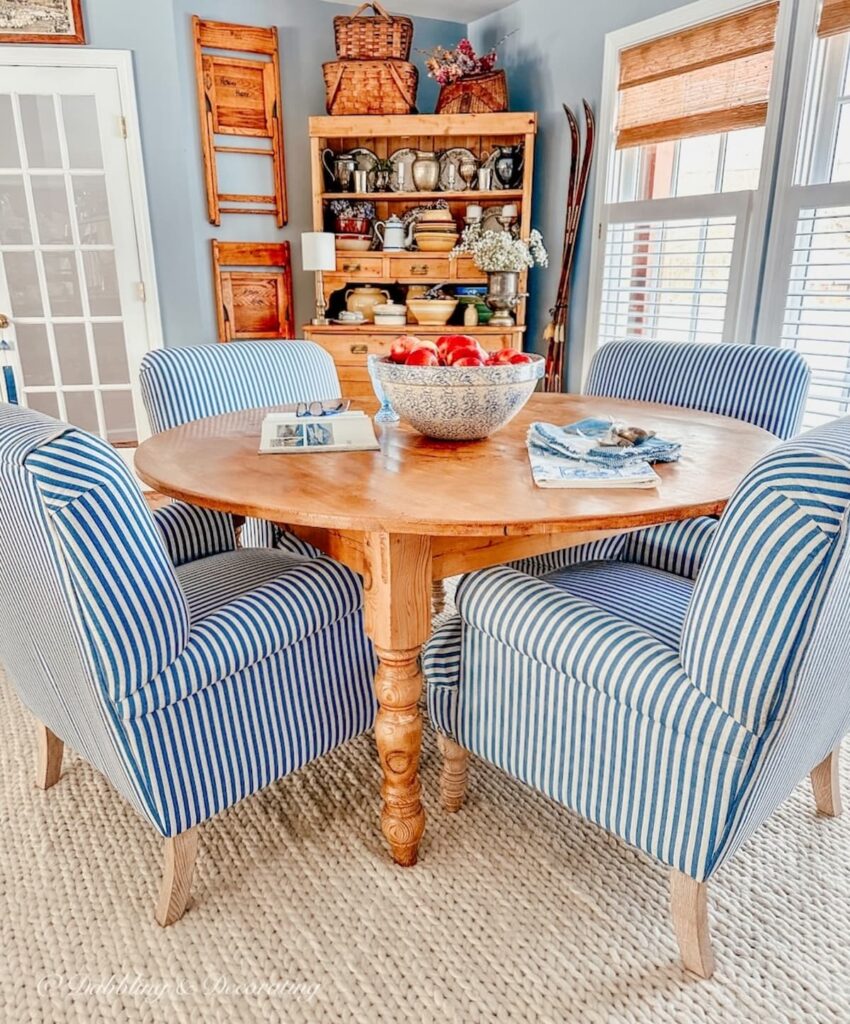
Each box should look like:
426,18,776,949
301,232,336,326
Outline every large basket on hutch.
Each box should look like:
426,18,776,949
436,70,509,114
323,59,418,116
333,2,413,60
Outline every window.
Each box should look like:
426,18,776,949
589,0,850,428
592,2,781,351
760,0,850,425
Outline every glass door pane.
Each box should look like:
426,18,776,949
0,65,154,448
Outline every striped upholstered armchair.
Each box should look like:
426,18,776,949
140,340,342,553
425,415,850,977
513,340,811,579
0,404,376,924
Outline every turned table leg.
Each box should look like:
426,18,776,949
364,532,432,866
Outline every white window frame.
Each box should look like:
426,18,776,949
758,0,842,348
582,0,798,382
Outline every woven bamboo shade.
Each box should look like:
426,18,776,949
616,2,779,149
818,0,850,38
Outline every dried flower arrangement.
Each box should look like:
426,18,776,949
329,199,377,221
450,224,549,273
421,36,505,86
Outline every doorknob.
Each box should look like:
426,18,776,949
0,313,9,330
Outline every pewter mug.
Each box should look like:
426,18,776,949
322,149,357,192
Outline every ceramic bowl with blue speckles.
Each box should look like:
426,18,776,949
374,355,544,441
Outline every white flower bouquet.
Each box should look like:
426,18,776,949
450,224,549,273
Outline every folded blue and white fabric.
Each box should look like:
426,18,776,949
528,417,681,466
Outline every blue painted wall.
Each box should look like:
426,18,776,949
83,0,465,346
470,0,691,390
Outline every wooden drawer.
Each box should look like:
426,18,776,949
388,256,450,281
334,254,384,278
453,256,486,281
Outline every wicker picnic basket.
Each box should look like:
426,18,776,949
334,2,413,61
436,70,509,114
323,59,418,116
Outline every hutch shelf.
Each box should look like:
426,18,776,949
303,113,537,402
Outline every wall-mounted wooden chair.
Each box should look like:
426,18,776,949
425,415,850,977
0,403,376,924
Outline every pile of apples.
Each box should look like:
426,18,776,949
388,334,533,368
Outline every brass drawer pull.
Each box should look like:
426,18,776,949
342,262,362,273
350,344,369,355
411,264,430,275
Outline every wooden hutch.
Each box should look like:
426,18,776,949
303,112,537,403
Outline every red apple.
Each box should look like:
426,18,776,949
389,335,423,363
453,355,485,367
405,347,439,366
486,348,518,366
438,334,478,361
509,352,533,364
446,345,486,366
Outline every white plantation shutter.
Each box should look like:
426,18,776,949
598,193,751,345
757,3,850,428
774,195,850,425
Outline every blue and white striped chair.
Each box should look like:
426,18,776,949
0,403,376,924
140,340,341,554
514,340,811,581
425,415,850,977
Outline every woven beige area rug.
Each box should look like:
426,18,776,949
1,667,849,1023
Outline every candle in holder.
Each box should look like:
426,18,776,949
501,203,518,219
466,203,483,222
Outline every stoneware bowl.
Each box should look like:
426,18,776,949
415,233,459,253
374,355,544,440
406,297,459,326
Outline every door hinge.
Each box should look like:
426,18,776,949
120,116,128,139
137,281,147,302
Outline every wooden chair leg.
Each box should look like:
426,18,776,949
670,870,715,979
811,746,842,817
438,735,470,812
155,829,199,927
432,579,447,617
35,722,63,790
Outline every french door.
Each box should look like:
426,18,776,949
0,55,160,449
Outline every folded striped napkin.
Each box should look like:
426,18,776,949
528,417,681,466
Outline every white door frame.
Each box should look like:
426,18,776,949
0,46,163,421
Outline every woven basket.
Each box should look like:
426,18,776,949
334,2,413,61
436,70,509,114
323,59,418,116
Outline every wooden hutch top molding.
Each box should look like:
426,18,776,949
309,112,538,138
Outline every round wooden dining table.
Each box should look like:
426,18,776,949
135,393,777,868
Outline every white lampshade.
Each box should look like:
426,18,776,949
301,232,336,272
